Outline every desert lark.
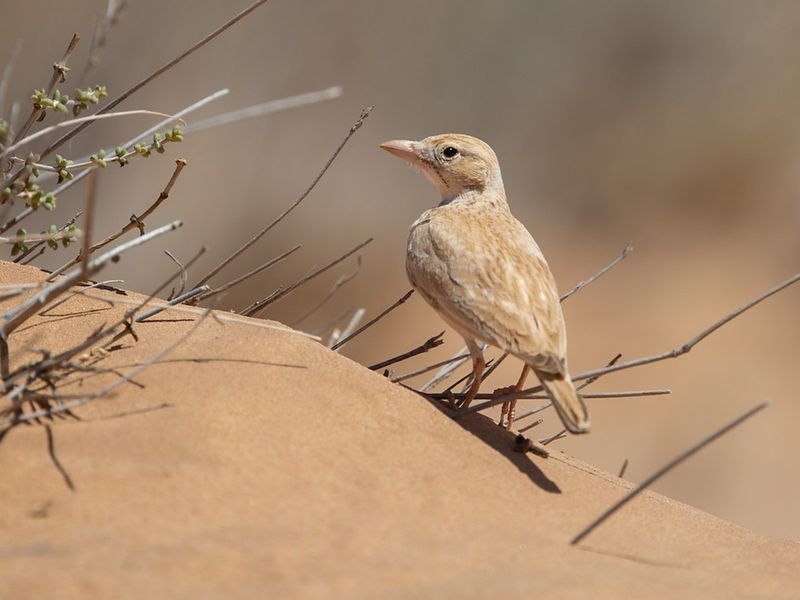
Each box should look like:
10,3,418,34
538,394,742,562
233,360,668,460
380,134,590,434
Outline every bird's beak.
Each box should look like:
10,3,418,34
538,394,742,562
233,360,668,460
379,139,422,163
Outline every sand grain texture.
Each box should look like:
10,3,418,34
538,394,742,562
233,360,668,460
0,261,797,599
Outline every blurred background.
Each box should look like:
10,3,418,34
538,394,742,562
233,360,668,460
2,1,798,539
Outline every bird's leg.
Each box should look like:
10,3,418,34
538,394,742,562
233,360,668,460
495,364,531,430
457,342,485,409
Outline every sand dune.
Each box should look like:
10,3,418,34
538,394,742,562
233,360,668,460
0,261,797,598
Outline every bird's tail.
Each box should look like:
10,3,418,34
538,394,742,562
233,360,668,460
534,369,591,434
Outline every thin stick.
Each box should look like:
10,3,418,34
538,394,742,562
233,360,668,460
570,402,769,545
0,221,182,338
541,429,567,446
368,331,445,371
560,242,633,302
331,289,414,351
135,286,211,322
0,40,22,118
421,343,486,392
164,250,187,300
80,0,128,85
243,238,373,317
618,459,629,479
4,309,214,425
392,351,472,384
37,0,271,160
455,272,800,417
186,86,343,133
79,169,97,281
48,159,187,280
1,109,177,160
193,106,374,289
331,308,366,348
194,245,301,303
11,34,80,147
290,257,361,326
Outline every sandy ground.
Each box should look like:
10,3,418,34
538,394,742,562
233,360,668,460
0,261,798,598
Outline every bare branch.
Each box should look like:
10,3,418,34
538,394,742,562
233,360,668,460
571,401,768,545
11,33,80,146
194,245,301,304
329,308,366,348
242,238,373,318
193,105,374,289
454,272,799,418
48,158,188,280
2,309,214,425
37,0,271,160
290,257,361,327
560,242,633,302
135,286,211,322
0,220,183,339
186,86,343,133
392,351,472,385
331,289,414,351
368,331,445,372
1,109,179,161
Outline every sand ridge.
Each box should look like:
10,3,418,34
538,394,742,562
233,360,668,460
0,261,797,598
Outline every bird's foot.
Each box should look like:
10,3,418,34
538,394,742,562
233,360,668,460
493,386,518,429
443,390,458,409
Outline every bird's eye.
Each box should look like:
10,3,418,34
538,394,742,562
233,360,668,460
441,146,459,159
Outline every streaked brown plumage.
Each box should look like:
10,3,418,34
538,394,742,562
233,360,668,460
380,134,590,434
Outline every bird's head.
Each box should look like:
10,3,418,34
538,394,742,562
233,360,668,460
380,134,505,205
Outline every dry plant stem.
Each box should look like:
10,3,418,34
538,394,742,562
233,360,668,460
164,250,187,300
454,272,800,418
135,286,211,322
81,0,128,85
560,242,633,302
392,351,472,384
193,105,375,289
541,429,567,446
331,309,366,348
290,259,361,326
0,220,182,341
421,344,486,392
48,159,187,280
243,238,374,318
618,458,629,479
0,41,22,118
2,309,213,426
368,331,445,371
1,109,177,161
331,289,415,351
12,34,80,146
19,248,46,265
186,86,343,133
79,170,98,281
571,401,769,545
37,0,270,161
194,245,301,304
37,90,226,181
14,210,82,264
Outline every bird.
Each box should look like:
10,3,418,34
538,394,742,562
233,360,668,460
379,133,590,434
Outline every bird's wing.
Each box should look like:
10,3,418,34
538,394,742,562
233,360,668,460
406,206,567,374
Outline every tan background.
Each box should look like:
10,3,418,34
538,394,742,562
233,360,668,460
2,1,798,539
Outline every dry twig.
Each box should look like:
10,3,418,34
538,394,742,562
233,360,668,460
193,105,374,289
331,289,414,351
570,402,769,545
